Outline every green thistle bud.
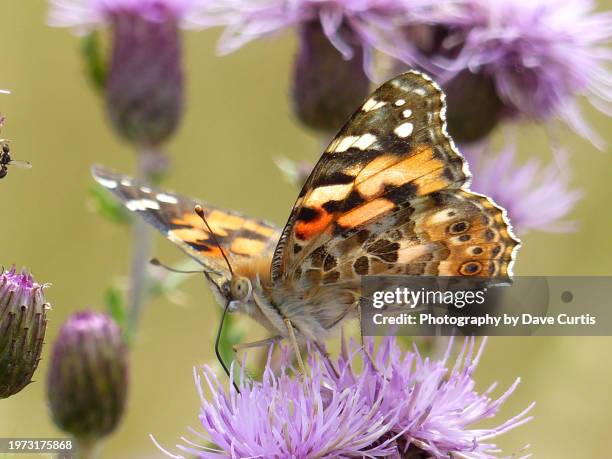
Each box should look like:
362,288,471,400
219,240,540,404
47,311,128,443
0,267,49,399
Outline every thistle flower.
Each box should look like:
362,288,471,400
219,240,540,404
328,337,534,458
47,311,128,443
203,0,420,62
463,143,583,234
0,267,49,399
159,338,532,458
49,0,205,149
415,0,612,146
200,0,430,133
156,351,399,458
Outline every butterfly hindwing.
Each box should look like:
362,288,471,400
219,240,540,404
272,71,519,292
92,166,281,277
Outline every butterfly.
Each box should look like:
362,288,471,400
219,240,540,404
93,70,519,372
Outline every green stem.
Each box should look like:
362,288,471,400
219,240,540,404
127,147,156,335
73,437,100,459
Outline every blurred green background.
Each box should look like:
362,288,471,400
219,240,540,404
1,1,612,457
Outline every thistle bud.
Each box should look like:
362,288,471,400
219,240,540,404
0,267,49,399
292,20,371,135
47,311,128,442
443,69,505,143
105,5,184,148
49,1,204,149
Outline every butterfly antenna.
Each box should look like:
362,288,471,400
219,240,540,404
149,258,205,274
215,301,240,393
194,205,234,276
194,205,240,392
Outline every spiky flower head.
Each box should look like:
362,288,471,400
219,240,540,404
199,0,434,133
202,0,423,62
156,350,399,458
414,0,612,146
159,337,532,458
0,267,49,399
48,0,206,148
464,143,583,234
47,311,128,442
321,337,534,458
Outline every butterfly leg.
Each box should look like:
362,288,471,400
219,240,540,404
283,318,307,375
232,336,283,353
357,302,382,373
313,340,339,379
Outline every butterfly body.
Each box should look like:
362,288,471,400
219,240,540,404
93,70,520,344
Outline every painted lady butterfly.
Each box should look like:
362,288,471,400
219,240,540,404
93,71,519,369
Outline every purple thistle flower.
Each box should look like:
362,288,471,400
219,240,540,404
417,0,612,146
156,350,399,458
157,337,532,458
200,0,423,63
0,267,49,399
49,0,206,149
198,0,435,133
463,143,583,234
326,337,534,458
48,0,204,29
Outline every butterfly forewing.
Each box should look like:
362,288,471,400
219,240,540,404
92,166,281,277
272,71,519,290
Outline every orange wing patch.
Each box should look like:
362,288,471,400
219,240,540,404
243,220,277,238
231,238,267,256
168,208,281,260
294,207,334,241
337,198,395,228
356,146,448,199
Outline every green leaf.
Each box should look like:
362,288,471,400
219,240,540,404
80,31,107,92
89,185,131,225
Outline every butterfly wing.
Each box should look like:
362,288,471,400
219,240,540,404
92,166,281,278
272,71,519,299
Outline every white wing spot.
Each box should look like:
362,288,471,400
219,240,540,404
402,109,412,118
126,199,160,211
353,133,377,150
140,186,152,194
362,98,386,112
308,183,353,205
333,136,359,152
413,88,427,97
96,177,118,189
362,98,377,111
120,178,132,186
430,209,456,224
394,99,406,107
394,122,414,138
156,193,178,204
